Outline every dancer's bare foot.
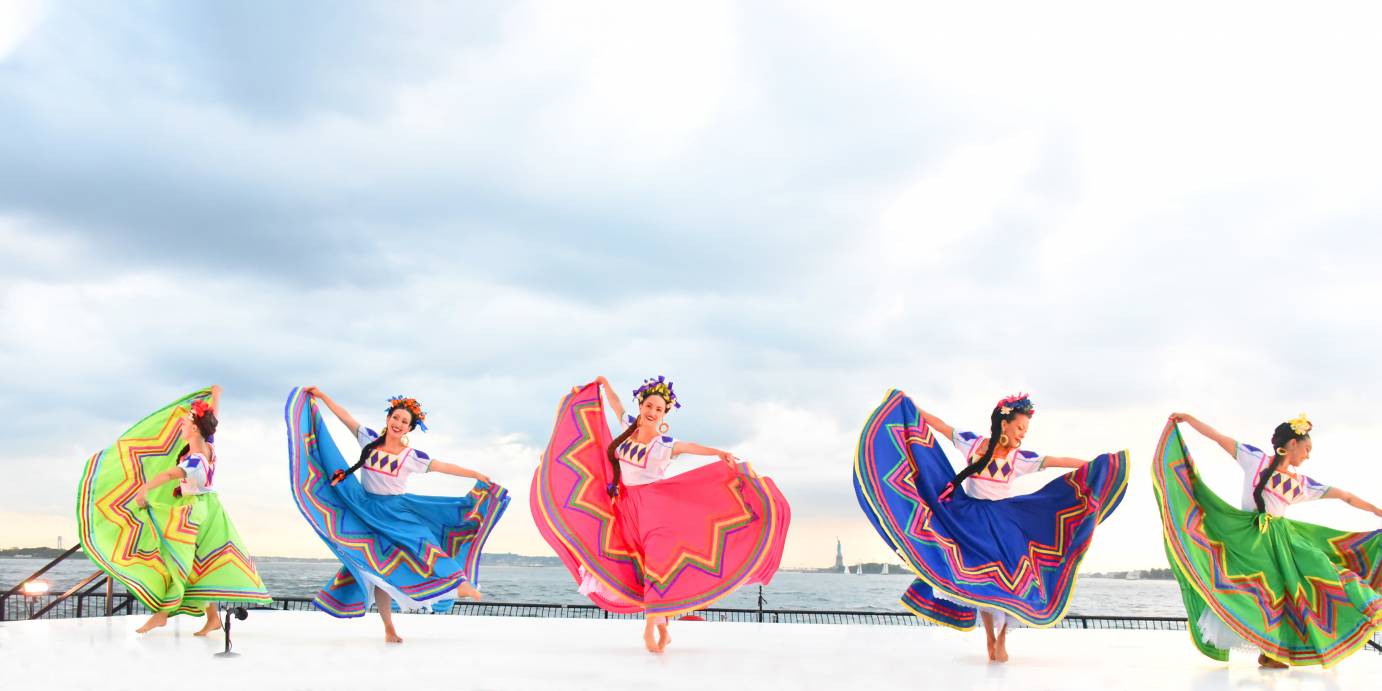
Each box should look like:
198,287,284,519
456,582,482,601
1257,653,1287,669
656,623,671,652
986,638,997,661
384,626,403,644
994,635,1009,663
193,614,222,637
135,612,169,634
643,622,660,654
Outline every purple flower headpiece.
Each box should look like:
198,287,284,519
995,393,1034,418
633,375,681,411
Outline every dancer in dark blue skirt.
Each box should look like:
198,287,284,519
854,390,1127,662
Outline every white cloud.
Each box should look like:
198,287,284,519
0,0,44,62
3,2,1382,574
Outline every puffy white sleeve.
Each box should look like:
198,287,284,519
950,429,982,460
1299,475,1330,503
1013,449,1045,475
407,448,432,473
357,426,380,449
1235,443,1268,474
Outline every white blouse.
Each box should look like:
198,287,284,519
354,426,432,495
949,429,1046,501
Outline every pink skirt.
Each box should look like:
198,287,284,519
534,383,791,618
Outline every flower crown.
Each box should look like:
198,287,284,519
190,400,213,418
633,375,681,410
1287,413,1311,437
385,395,429,432
995,393,1035,417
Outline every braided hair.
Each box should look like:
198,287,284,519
942,394,1035,499
331,407,419,485
1252,420,1312,513
605,392,672,497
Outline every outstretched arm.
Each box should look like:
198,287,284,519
671,441,736,467
597,376,626,423
1169,413,1237,457
1042,456,1088,469
918,409,955,443
208,384,222,413
303,387,362,437
427,460,491,484
1324,487,1382,519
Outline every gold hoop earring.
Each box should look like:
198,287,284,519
659,423,669,434
1275,447,1288,456
402,434,411,447
998,434,1011,447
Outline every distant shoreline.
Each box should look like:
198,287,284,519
2,547,1179,579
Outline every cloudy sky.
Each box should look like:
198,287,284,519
3,1,1381,571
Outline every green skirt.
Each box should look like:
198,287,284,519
1153,421,1382,666
77,389,272,616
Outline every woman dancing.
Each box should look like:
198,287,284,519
532,375,791,653
1158,413,1382,667
285,387,509,643
854,391,1128,662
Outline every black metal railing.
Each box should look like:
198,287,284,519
0,593,1198,630
6,547,1380,655
7,591,1382,652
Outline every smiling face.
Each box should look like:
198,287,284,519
636,394,669,431
1283,436,1312,468
999,414,1031,448
383,407,416,443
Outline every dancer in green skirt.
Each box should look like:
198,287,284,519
77,386,272,634
1156,412,1382,667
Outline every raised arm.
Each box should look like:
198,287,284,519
918,409,955,444
304,387,362,437
671,441,736,467
1041,456,1088,469
597,376,627,423
208,384,222,413
427,460,491,485
1324,487,1382,519
1170,413,1237,457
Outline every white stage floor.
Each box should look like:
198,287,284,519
1,612,1377,690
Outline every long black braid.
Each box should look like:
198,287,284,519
331,407,417,485
1252,421,1311,513
949,408,1006,489
605,393,673,497
939,395,1035,500
606,419,638,497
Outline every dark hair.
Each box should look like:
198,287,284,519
604,393,670,497
946,404,1032,492
1252,421,1312,513
605,420,636,497
176,408,219,460
332,406,417,484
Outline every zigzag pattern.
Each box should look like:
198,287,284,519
532,382,791,617
1153,422,1382,666
854,390,1126,627
285,387,509,615
78,389,270,613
